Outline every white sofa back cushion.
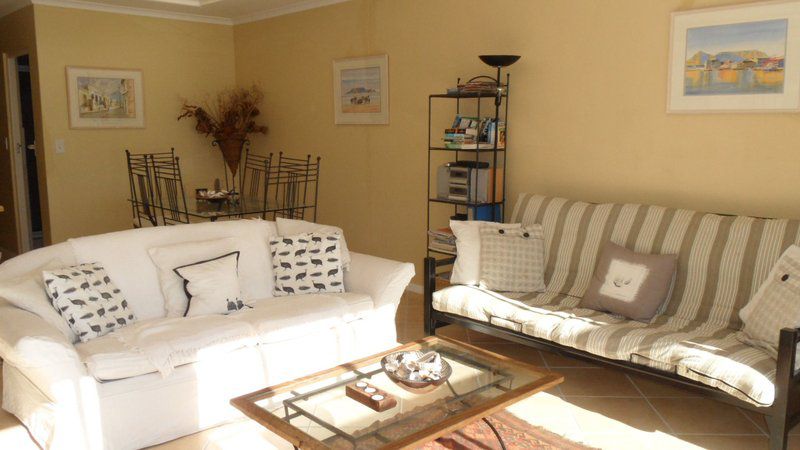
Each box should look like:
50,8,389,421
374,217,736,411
68,220,276,320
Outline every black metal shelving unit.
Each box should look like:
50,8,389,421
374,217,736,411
426,73,510,263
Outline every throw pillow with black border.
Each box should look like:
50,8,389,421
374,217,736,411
43,262,136,343
269,232,345,296
173,251,247,317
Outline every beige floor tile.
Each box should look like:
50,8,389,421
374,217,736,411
627,374,703,398
566,397,669,434
649,397,762,435
558,367,642,397
580,431,700,450
540,350,600,368
469,342,546,366
673,434,769,450
435,324,469,341
505,392,584,443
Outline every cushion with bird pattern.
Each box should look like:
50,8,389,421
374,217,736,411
43,263,137,343
269,232,345,297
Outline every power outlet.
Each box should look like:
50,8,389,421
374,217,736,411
55,139,65,154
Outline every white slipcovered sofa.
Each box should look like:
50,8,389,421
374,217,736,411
0,219,414,450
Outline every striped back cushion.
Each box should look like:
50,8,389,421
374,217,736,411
511,194,800,329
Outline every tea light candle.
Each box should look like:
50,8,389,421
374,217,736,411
364,387,377,394
355,381,368,389
371,394,384,401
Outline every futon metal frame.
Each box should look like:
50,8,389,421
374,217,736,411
423,256,800,450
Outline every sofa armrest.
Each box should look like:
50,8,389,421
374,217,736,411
0,300,85,375
344,252,415,310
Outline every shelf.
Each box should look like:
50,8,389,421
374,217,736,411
428,197,504,207
429,146,505,153
430,92,508,99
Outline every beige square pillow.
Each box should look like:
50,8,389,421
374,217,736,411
738,245,800,356
581,242,677,322
478,225,545,292
450,220,522,285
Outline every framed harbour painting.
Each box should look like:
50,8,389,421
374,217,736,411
66,67,144,128
332,55,389,124
667,1,800,113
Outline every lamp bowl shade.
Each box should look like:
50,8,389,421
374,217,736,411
479,55,521,67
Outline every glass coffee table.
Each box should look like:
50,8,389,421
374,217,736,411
231,336,563,449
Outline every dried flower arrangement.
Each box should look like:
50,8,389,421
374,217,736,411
178,85,268,175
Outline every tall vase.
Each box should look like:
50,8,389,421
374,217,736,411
213,136,246,177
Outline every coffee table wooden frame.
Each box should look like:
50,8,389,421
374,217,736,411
230,336,563,449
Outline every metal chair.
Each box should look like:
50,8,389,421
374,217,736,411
268,152,321,221
151,152,190,225
239,148,272,219
126,149,166,227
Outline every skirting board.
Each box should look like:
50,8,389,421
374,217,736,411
405,283,423,294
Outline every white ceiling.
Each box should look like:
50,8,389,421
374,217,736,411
2,0,351,25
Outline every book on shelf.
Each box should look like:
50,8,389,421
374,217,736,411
442,115,505,149
427,228,456,254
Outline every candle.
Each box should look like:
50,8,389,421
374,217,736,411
356,381,367,389
364,387,377,394
371,394,384,401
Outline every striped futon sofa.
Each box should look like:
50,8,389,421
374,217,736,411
424,193,800,450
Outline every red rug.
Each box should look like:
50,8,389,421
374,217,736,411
421,410,594,450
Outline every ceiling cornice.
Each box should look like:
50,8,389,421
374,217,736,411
29,0,233,24
6,0,352,25
232,0,350,25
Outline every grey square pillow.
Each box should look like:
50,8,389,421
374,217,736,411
581,242,677,322
478,224,545,293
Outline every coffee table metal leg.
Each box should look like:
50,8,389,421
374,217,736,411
482,417,506,450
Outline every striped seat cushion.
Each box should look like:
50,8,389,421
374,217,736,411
432,286,776,405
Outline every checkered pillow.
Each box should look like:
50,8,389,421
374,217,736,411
739,245,800,355
478,224,545,293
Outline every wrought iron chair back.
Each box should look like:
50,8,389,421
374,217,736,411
126,149,172,227
240,148,272,218
152,153,190,225
269,152,321,221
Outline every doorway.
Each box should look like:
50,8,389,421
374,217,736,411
6,54,43,252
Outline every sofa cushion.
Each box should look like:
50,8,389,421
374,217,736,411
478,225,545,292
174,252,248,317
76,314,256,381
239,293,373,344
581,241,677,322
68,220,277,320
269,232,345,296
43,263,137,343
739,245,800,356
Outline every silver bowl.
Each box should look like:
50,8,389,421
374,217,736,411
380,351,452,392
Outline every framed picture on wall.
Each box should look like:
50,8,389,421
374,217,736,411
332,55,389,124
667,1,800,113
66,67,145,128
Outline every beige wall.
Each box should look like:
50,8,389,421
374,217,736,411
0,6,39,256
33,5,236,243
234,0,800,281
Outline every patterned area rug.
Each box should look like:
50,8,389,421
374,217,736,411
421,411,594,450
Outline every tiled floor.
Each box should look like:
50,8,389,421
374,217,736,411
0,291,797,449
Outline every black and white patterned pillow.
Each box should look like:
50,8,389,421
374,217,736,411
269,232,345,296
43,263,136,343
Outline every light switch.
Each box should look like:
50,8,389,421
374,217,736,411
55,139,65,154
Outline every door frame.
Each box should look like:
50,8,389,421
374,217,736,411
3,51,33,253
